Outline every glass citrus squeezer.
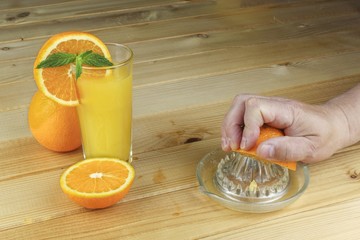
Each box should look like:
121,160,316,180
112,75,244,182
196,147,309,213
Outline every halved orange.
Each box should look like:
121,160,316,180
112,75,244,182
236,125,297,171
34,31,111,106
60,158,135,209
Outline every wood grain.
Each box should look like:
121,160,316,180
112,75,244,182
1,138,359,239
1,0,360,239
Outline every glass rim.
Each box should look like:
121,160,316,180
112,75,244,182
81,42,133,70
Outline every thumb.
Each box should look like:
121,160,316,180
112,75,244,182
256,136,315,162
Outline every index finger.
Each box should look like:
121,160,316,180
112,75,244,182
221,94,250,150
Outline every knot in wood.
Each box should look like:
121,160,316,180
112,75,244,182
184,137,202,144
196,33,209,39
17,12,30,18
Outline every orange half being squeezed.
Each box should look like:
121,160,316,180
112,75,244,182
235,125,297,171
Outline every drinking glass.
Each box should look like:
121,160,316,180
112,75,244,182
75,43,133,162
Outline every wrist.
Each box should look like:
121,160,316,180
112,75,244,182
323,101,354,150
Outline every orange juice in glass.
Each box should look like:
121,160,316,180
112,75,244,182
75,43,133,162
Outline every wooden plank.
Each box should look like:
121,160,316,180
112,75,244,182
0,137,83,182
0,75,357,182
0,0,184,26
1,51,360,142
133,76,359,154
1,1,360,238
1,137,359,238
0,58,35,110
0,0,240,36
2,23,359,88
1,0,359,61
0,108,32,142
133,51,360,117
0,0,76,10
197,198,360,240
1,7,359,118
2,0,348,38
0,138,216,231
2,192,360,239
1,21,360,95
133,30,360,85
131,14,360,64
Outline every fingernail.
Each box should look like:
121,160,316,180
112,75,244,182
222,137,230,150
240,137,247,149
230,141,238,151
221,138,226,149
259,144,275,159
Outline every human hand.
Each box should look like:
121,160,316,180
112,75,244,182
221,95,349,163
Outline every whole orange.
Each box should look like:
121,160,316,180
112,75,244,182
28,91,81,152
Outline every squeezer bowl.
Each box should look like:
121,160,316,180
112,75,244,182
196,149,309,213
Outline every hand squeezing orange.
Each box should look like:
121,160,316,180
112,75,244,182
235,125,297,171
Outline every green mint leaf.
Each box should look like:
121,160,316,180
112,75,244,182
75,56,82,80
78,50,93,59
82,52,113,67
35,50,113,79
36,52,76,69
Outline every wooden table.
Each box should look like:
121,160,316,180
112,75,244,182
1,0,360,239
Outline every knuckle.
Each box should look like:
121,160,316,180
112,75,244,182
305,142,318,161
279,145,289,161
244,96,259,107
233,94,252,105
275,139,295,161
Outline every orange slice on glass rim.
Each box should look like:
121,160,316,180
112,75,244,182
60,158,135,209
33,31,111,106
235,125,297,171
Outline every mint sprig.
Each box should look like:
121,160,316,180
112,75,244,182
36,50,113,79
